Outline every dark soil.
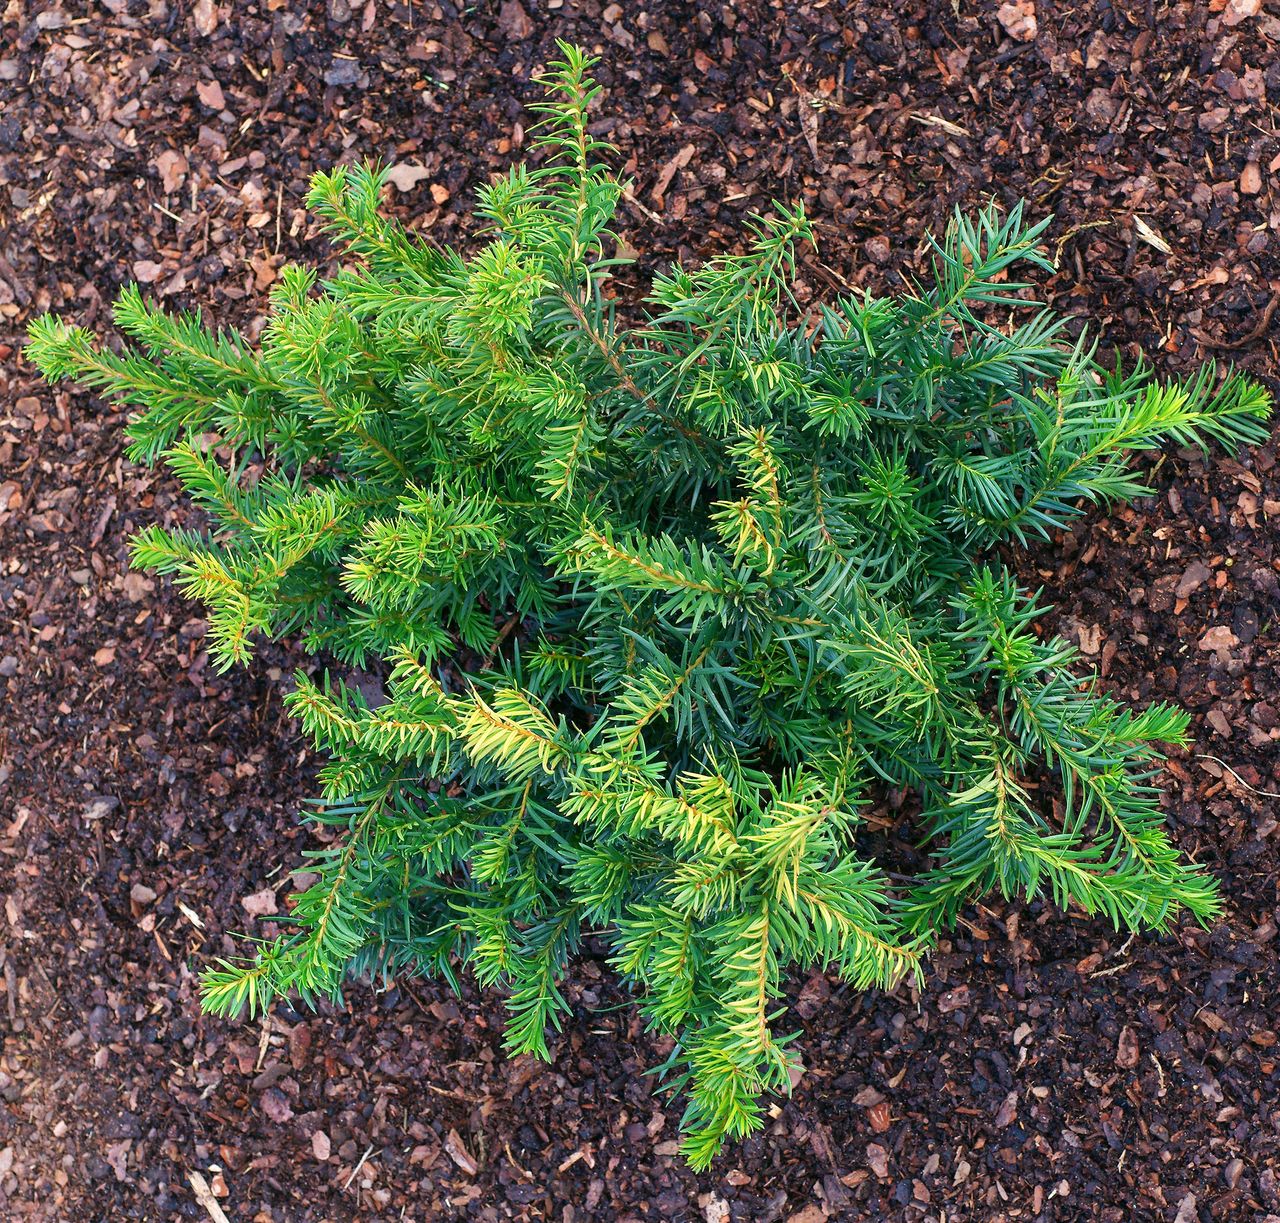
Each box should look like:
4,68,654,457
1,2,1278,1220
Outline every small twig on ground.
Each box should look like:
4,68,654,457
255,1013,272,1072
188,1171,231,1223
1195,753,1280,798
342,1144,376,1192
1210,292,1279,351
622,186,664,225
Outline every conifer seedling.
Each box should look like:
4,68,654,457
28,45,1270,1166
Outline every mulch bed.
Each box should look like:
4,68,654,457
1,1,1278,1219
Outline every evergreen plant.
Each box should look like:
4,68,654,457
28,45,1270,1166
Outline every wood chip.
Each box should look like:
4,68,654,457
1133,216,1171,255
910,113,973,139
444,1128,479,1176
197,80,226,110
649,143,696,207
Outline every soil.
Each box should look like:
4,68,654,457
1,1,1278,1220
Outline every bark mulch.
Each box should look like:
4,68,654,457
1,2,1278,1220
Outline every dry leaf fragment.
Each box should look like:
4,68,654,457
132,260,164,284
153,149,188,194
785,1207,827,1223
1223,0,1262,25
797,95,823,170
82,796,117,823
240,887,278,917
1187,266,1229,290
937,985,970,1013
865,1142,889,1178
1116,1025,1140,1068
250,253,281,291
704,1194,731,1223
1176,560,1212,600
105,1138,131,1180
1198,625,1238,652
650,143,696,207
996,0,1038,41
192,0,219,35
1077,622,1103,655
385,163,432,192
259,1086,293,1123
